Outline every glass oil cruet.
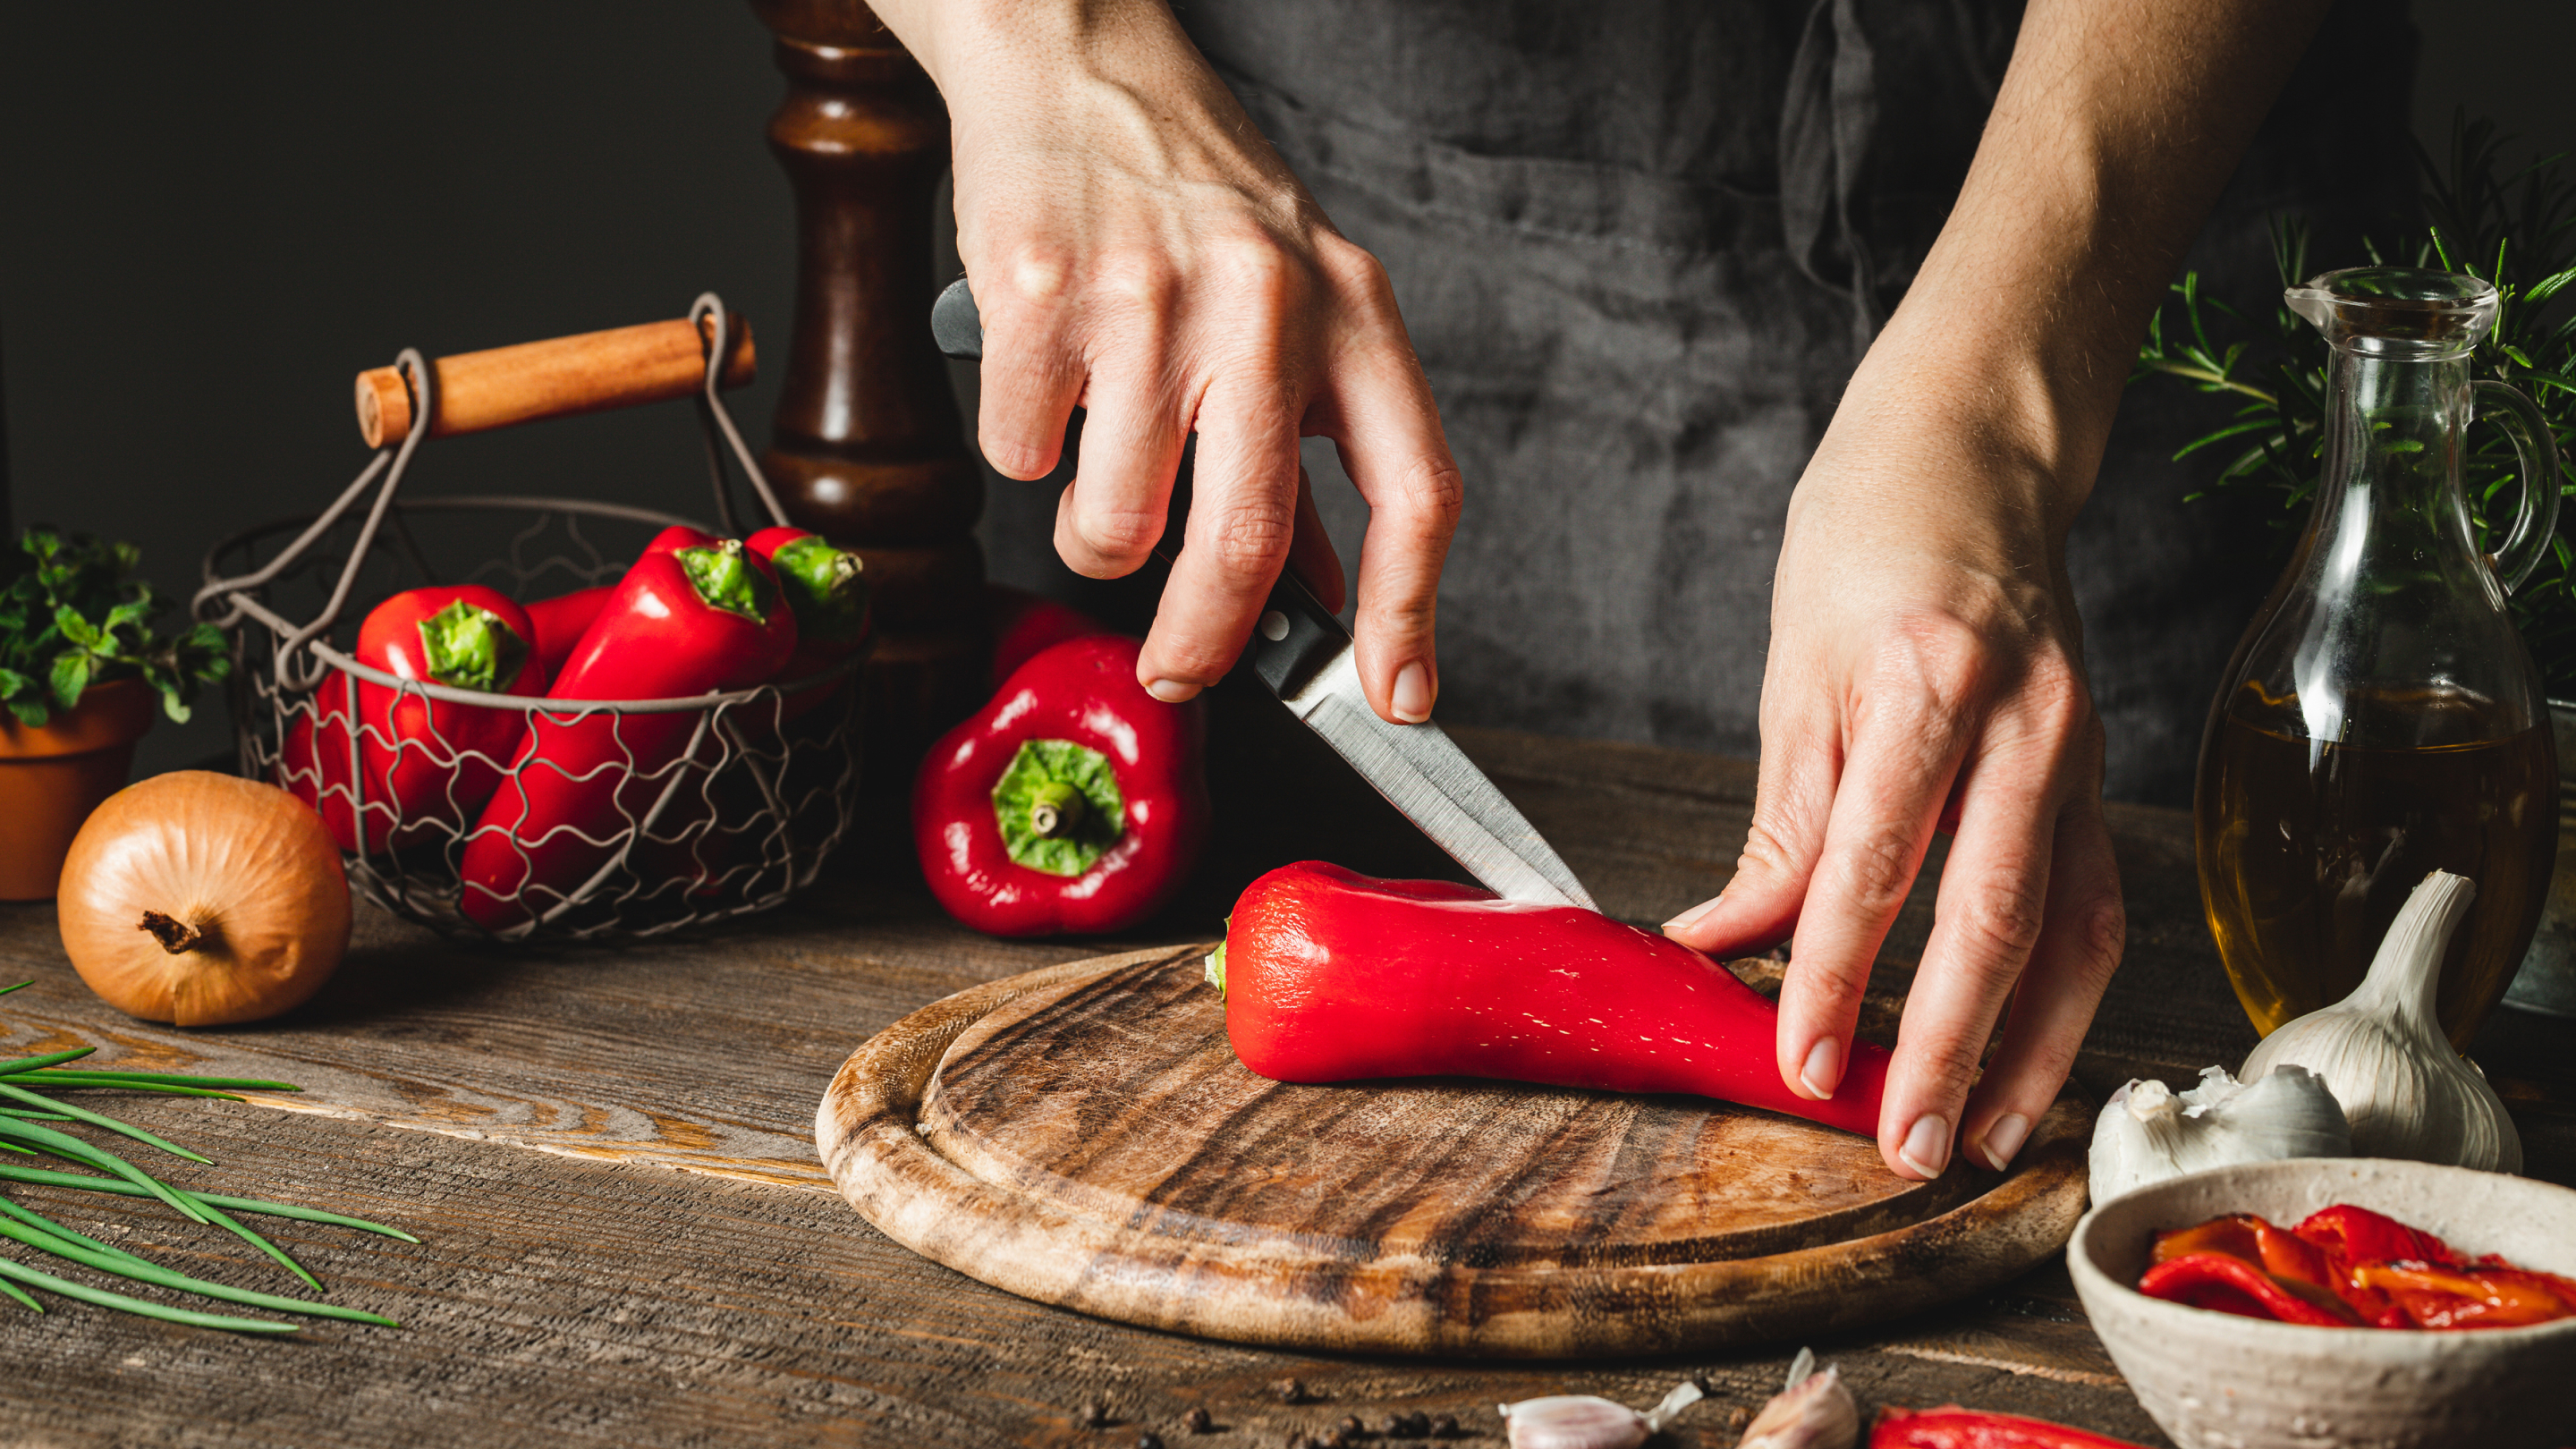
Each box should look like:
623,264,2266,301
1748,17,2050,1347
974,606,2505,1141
2197,267,2564,1049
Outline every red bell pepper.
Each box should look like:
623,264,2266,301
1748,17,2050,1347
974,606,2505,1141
1872,1407,2151,1448
1208,860,1891,1136
524,586,614,682
458,538,797,931
281,585,545,855
748,526,870,712
911,634,1208,936
2135,1251,2362,1326
2350,1262,2576,1329
987,584,1110,689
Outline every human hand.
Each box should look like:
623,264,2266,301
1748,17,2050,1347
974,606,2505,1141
887,0,1462,723
1664,364,2125,1182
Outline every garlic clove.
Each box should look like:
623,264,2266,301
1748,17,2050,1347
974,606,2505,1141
2089,1064,2350,1203
1499,1381,1702,1449
1739,1348,1857,1449
2241,870,2522,1174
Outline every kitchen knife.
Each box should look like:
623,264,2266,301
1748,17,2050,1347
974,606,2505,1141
932,277,1596,911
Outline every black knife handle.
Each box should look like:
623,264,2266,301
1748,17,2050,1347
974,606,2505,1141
1245,571,1350,700
934,274,1346,699
933,278,984,360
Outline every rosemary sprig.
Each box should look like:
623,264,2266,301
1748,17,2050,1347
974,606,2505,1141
2133,112,2576,691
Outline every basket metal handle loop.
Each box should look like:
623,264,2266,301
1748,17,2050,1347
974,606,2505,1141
690,293,792,535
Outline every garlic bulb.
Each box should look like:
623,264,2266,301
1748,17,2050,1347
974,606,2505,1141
2241,869,2521,1173
1739,1348,1857,1449
2088,1064,2350,1203
1498,1380,1701,1449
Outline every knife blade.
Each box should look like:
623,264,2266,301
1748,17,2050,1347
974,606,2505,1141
930,277,1596,910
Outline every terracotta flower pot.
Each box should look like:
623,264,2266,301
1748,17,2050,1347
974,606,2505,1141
0,677,157,901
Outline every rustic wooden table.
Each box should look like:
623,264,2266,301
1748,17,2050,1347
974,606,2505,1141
2,722,2569,1448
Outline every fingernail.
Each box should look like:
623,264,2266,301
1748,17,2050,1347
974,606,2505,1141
1390,662,1432,724
1899,1114,1951,1180
1976,1113,2031,1172
1145,678,1197,704
1797,1037,1842,1101
1662,897,1720,933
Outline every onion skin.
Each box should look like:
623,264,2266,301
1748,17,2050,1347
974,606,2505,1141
57,772,352,1027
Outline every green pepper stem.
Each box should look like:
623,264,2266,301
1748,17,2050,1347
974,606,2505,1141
677,540,775,624
1027,781,1085,838
418,598,527,691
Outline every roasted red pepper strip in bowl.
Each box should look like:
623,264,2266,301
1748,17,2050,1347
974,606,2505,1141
1208,860,1891,1136
2135,1203,2576,1330
282,584,545,855
911,634,1209,936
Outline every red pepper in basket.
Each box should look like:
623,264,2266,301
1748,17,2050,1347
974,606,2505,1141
749,526,869,711
281,585,545,855
524,586,613,682
1208,861,1891,1136
911,634,1208,936
458,539,797,931
1873,1406,2151,1448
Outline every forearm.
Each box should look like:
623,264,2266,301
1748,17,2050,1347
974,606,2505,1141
1847,0,2334,532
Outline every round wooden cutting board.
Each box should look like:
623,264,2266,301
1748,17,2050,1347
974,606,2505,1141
817,943,2091,1358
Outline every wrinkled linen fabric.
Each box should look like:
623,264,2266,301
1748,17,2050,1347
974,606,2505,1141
979,0,2416,804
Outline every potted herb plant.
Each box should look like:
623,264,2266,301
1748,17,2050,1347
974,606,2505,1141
0,528,232,899
2134,116,2576,1016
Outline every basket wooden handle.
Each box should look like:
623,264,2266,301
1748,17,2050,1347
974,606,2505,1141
352,314,756,448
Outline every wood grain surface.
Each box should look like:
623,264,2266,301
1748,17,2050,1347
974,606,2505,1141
0,723,2568,1445
819,945,2090,1358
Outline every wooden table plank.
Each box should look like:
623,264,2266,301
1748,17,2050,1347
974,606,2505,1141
0,723,2569,1446
0,1097,2173,1448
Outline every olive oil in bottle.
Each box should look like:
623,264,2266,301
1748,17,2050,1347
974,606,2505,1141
2196,687,2555,1048
2191,267,2566,1050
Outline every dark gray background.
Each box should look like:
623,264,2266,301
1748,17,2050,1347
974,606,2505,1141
3,2,2568,789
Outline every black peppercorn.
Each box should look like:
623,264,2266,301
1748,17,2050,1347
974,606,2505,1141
1727,1405,1751,1432
1137,1435,1165,1449
1182,1406,1214,1434
1428,1414,1458,1439
1274,1377,1309,1404
1078,1399,1111,1429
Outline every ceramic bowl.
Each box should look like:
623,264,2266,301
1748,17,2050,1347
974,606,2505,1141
2067,1157,2576,1449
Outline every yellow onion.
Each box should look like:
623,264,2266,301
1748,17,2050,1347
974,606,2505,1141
57,771,350,1026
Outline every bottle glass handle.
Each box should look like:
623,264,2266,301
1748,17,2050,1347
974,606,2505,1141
2474,378,2563,593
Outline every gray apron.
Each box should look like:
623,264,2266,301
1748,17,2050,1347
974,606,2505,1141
983,0,2417,805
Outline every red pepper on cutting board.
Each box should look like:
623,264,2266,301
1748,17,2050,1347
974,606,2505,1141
1208,860,1890,1136
281,585,545,855
458,538,797,930
749,526,869,712
912,634,1208,936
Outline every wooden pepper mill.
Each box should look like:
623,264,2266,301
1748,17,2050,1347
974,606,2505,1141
749,0,985,814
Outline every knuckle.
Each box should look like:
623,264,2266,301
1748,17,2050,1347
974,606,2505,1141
1831,826,1919,917
1396,456,1465,527
1086,247,1181,320
1954,873,2048,967
2067,891,2128,991
1072,504,1165,562
1868,613,1992,720
1207,501,1296,577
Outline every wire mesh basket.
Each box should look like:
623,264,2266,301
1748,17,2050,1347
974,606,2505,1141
197,295,860,942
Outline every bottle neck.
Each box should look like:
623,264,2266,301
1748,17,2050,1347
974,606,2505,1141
2309,343,2474,545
